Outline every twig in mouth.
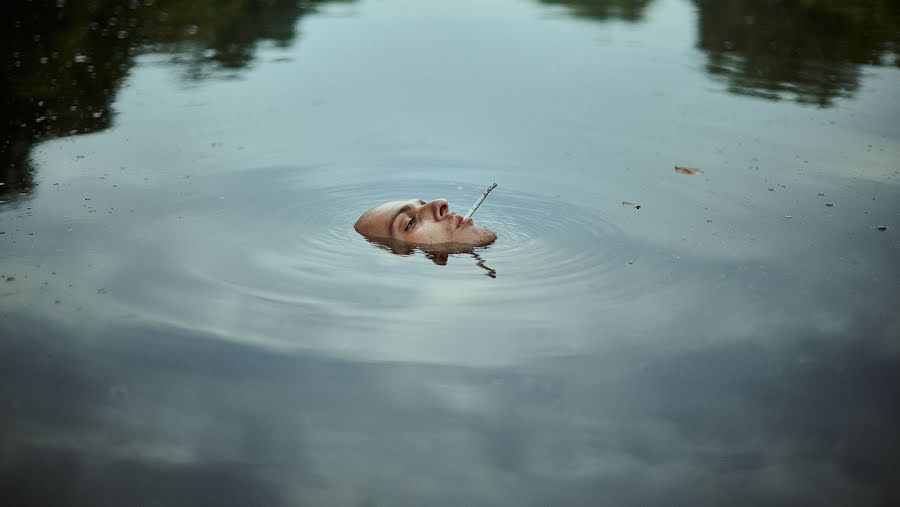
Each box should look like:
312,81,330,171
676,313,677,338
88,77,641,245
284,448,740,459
463,182,497,222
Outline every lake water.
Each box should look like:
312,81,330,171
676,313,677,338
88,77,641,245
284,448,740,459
2,0,899,505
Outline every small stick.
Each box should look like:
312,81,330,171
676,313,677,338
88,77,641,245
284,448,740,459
463,182,497,222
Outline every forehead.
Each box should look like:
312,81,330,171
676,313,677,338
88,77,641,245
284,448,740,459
355,199,421,237
371,200,415,215
374,198,427,216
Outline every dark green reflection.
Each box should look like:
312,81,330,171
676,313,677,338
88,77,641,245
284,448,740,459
694,0,900,106
1,0,353,199
540,0,900,107
536,0,655,22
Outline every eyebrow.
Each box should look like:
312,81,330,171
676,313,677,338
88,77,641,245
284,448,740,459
389,205,412,237
388,200,426,237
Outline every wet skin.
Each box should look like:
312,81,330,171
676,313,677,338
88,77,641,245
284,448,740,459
354,198,497,249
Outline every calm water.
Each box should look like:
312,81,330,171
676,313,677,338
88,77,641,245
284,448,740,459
3,0,900,505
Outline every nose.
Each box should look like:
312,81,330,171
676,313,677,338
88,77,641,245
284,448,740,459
424,198,449,221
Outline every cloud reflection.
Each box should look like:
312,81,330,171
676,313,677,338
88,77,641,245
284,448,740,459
2,308,898,505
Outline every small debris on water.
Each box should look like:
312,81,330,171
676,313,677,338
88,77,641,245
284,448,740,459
825,202,834,207
875,225,888,231
675,165,703,175
622,201,641,209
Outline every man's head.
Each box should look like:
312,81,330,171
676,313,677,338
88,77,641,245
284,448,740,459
354,198,496,248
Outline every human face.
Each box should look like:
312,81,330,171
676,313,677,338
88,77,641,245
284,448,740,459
354,198,496,247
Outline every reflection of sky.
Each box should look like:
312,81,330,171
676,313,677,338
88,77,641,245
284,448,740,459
2,0,900,504
3,313,899,505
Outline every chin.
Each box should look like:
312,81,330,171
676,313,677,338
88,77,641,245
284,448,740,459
459,226,496,247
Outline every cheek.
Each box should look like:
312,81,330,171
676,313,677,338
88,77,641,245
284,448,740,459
406,224,431,242
417,222,453,242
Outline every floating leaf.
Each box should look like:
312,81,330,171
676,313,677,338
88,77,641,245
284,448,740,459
622,201,641,209
675,165,703,175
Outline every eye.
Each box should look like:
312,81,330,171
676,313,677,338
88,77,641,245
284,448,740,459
404,218,416,231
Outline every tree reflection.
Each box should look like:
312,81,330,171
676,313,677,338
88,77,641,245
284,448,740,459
536,0,656,22
694,0,900,107
1,0,353,199
540,0,900,107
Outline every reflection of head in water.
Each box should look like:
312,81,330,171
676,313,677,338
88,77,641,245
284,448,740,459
362,235,497,277
355,198,496,248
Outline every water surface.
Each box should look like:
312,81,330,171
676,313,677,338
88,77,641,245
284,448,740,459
2,0,899,505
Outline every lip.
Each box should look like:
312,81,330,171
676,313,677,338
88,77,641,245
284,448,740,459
453,214,472,228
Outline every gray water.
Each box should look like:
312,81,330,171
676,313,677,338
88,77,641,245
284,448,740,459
2,0,899,505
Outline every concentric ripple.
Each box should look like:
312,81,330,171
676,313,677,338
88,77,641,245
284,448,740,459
116,170,649,361
198,176,637,301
